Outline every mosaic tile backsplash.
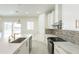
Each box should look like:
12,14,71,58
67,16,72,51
46,29,79,45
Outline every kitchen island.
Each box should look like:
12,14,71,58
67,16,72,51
0,34,32,54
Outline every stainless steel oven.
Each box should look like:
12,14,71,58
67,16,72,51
47,38,54,54
47,37,67,54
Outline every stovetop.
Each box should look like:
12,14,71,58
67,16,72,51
47,37,67,42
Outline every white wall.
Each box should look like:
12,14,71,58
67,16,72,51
0,16,38,39
62,4,79,31
38,13,46,43
38,13,45,34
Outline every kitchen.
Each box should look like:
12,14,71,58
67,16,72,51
0,4,79,54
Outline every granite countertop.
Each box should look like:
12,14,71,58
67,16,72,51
0,34,32,54
45,34,79,54
45,34,58,38
54,42,79,54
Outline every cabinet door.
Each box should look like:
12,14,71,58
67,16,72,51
54,45,67,54
62,4,78,30
13,48,21,54
47,11,54,29
14,40,29,54
48,13,52,28
54,45,60,54
19,41,29,54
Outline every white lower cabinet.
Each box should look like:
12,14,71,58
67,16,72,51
14,39,29,54
54,45,67,54
18,41,29,54
54,45,61,54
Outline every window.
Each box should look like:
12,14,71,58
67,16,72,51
27,21,34,30
13,23,21,33
4,22,21,40
4,22,12,39
0,32,2,38
13,23,21,38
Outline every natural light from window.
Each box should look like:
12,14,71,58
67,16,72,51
27,21,34,30
4,22,21,42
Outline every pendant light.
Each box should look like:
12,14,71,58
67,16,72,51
15,10,21,24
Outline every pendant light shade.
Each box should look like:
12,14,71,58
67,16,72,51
16,17,21,24
15,10,21,24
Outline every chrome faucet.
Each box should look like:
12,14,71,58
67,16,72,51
8,33,16,43
8,33,19,42
8,36,11,43
11,33,16,40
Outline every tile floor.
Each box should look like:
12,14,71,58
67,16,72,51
30,40,48,54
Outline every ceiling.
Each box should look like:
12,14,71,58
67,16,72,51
0,4,54,17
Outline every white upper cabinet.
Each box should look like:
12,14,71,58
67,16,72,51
47,4,62,29
53,4,62,29
62,4,79,31
47,11,55,29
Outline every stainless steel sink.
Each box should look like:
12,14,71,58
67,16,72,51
11,37,26,43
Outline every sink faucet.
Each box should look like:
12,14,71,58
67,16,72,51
8,33,16,42
11,33,15,40
8,36,11,43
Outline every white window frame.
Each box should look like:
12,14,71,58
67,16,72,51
4,22,21,40
27,21,34,30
